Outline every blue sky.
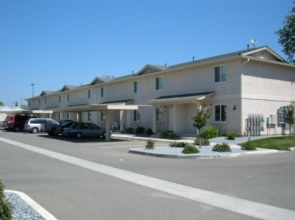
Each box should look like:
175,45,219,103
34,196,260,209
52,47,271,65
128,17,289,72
0,0,293,106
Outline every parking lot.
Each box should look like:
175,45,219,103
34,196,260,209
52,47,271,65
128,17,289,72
1,128,295,220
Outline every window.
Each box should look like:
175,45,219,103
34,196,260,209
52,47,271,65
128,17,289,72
39,99,41,105
45,98,47,104
156,77,163,90
133,110,140,121
100,111,105,121
66,112,70,119
215,105,227,121
101,87,105,97
214,65,227,83
28,101,30,107
134,81,140,93
59,95,61,103
156,107,164,122
67,94,70,101
88,90,91,99
88,112,92,121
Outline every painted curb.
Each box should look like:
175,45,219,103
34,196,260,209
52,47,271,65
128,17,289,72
5,190,58,220
129,148,279,159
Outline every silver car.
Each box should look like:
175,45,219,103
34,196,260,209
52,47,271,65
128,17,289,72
62,122,110,139
24,118,59,133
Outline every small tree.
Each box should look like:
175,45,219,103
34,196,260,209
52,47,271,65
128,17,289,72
284,104,295,137
0,180,13,220
192,103,212,148
0,101,3,106
275,1,295,64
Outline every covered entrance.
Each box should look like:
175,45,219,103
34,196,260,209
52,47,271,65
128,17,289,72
149,91,215,135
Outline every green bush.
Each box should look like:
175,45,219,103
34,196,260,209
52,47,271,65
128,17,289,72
160,131,168,139
146,128,153,135
212,143,231,152
201,126,220,139
227,131,236,140
126,127,134,134
241,141,257,151
193,138,210,146
0,180,13,220
146,140,155,149
135,126,145,134
182,144,200,154
169,133,177,139
169,142,187,148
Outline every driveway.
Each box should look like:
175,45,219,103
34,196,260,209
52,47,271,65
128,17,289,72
1,129,295,220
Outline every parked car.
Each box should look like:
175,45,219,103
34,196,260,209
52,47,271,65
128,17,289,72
3,114,36,132
59,119,74,124
62,122,111,139
45,121,77,136
24,118,59,133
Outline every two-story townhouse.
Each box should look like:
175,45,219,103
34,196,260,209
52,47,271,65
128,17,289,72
26,46,295,136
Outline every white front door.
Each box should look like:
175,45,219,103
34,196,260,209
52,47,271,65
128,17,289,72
168,107,174,132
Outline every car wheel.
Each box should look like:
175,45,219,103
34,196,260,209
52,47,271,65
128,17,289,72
31,128,39,134
51,128,57,136
76,132,83,139
14,126,20,132
102,132,106,138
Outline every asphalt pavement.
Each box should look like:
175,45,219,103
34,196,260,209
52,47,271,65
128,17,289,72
1,130,295,220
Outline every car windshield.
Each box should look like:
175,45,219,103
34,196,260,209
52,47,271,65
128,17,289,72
70,123,79,128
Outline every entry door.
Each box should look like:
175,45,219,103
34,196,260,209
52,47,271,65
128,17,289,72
168,107,174,132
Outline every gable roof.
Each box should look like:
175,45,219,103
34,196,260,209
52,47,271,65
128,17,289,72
39,91,55,96
136,64,168,76
90,76,114,85
60,85,79,91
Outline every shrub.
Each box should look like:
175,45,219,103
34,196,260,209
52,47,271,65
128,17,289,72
0,180,13,220
212,143,231,152
194,138,210,146
182,144,200,154
227,131,236,140
169,133,177,139
201,126,220,139
241,141,257,151
160,131,168,139
146,140,155,149
146,128,153,135
135,126,145,134
126,127,134,134
169,142,187,148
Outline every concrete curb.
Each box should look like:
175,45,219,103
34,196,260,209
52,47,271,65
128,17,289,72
129,148,279,159
5,190,58,220
288,147,295,151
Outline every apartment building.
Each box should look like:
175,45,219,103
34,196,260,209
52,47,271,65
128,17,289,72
26,46,295,136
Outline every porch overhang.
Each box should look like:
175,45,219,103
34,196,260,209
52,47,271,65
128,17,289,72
148,91,215,105
0,109,53,114
44,99,138,112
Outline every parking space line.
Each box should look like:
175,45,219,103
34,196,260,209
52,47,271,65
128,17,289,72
1,136,295,220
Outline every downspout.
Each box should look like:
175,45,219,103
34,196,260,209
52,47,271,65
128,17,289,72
241,58,250,135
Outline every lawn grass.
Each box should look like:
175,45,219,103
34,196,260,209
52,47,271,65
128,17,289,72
241,136,295,150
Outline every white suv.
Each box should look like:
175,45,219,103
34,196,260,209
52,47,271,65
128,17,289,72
24,118,59,133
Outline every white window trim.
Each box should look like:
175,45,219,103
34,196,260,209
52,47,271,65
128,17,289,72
134,80,140,93
214,64,227,83
100,111,105,121
214,104,227,122
133,110,140,122
88,90,91,99
155,76,164,90
101,87,106,98
156,107,164,122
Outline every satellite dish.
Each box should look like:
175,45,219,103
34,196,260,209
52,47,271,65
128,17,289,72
251,38,257,47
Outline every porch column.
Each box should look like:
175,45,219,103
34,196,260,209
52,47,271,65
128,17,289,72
152,105,157,133
173,104,177,133
105,110,111,141
77,112,82,122
120,110,124,131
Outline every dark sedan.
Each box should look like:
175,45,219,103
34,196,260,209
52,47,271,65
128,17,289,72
62,122,110,139
56,121,77,135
